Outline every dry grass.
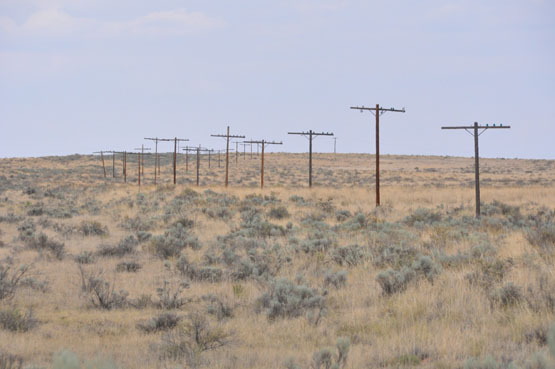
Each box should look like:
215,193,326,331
0,153,553,368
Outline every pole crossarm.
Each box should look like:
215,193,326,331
441,125,510,130
350,106,406,116
288,131,333,137
244,140,283,146
211,134,246,139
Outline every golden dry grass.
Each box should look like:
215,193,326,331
0,153,553,368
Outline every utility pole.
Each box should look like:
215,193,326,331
442,122,510,218
93,151,107,178
211,126,245,187
112,152,115,178
182,146,197,172
157,137,189,185
288,130,334,187
134,145,151,182
240,143,249,160
244,139,283,188
123,151,127,183
193,145,210,186
145,138,163,184
133,149,141,186
333,137,337,155
350,104,406,206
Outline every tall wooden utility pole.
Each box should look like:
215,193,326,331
350,104,405,207
211,126,245,187
156,137,189,185
442,122,511,218
244,139,282,188
288,130,334,187
333,137,337,155
93,151,107,178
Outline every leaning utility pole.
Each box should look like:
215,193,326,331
244,139,283,188
288,130,334,187
211,126,245,187
442,122,511,218
93,151,107,178
350,104,406,206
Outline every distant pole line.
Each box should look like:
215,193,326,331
288,130,334,188
350,104,406,207
211,126,245,187
442,122,511,218
244,139,283,188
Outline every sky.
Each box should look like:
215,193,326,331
1,0,554,159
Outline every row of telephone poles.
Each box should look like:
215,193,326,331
94,107,511,218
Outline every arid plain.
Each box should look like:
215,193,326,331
0,153,554,369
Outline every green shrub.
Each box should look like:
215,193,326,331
489,283,522,307
0,352,23,369
156,280,189,309
411,256,442,283
376,267,416,295
137,312,180,333
151,224,201,259
0,307,38,332
175,256,223,283
78,267,128,310
332,244,366,267
158,312,232,364
78,221,108,236
324,270,347,289
0,259,32,301
403,208,442,227
257,278,327,322
51,350,120,369
115,261,141,273
97,236,137,258
268,206,290,219
74,251,95,264
25,233,65,260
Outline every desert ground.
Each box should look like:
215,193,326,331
0,152,554,369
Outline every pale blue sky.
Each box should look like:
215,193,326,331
1,0,554,158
